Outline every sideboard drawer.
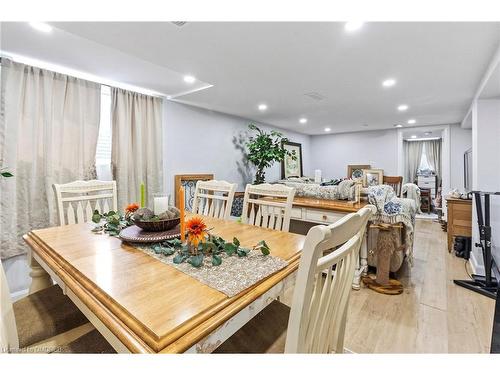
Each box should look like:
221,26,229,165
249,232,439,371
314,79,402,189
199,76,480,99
305,208,344,224
291,207,303,220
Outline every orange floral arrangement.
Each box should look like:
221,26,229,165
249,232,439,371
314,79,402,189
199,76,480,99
125,203,140,214
186,216,207,248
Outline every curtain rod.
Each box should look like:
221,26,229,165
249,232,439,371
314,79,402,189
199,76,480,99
0,54,167,99
405,137,441,142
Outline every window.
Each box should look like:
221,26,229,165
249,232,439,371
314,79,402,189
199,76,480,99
95,86,112,180
418,143,434,173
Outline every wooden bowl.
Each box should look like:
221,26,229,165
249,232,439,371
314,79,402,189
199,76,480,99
132,217,180,232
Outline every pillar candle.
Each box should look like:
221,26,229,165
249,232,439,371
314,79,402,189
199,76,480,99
179,187,185,242
140,182,145,208
153,196,169,215
314,169,322,183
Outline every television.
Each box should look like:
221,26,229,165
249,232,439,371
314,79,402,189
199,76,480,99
464,148,472,192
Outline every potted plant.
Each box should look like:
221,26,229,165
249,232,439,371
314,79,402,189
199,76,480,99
245,124,295,184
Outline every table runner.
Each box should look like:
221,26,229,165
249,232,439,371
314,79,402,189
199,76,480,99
134,244,288,297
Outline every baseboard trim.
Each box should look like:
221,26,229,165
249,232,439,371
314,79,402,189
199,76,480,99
10,288,29,302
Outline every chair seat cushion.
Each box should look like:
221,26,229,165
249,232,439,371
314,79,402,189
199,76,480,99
13,285,89,348
58,329,116,353
214,300,290,353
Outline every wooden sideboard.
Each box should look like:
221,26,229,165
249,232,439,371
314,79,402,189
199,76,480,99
264,196,369,289
446,197,472,252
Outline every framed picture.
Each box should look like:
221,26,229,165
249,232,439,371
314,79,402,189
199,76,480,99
174,174,214,211
281,141,303,179
362,169,384,187
347,164,371,180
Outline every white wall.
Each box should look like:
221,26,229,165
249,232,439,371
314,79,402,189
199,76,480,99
309,129,399,180
163,101,311,196
450,125,472,191
471,99,500,274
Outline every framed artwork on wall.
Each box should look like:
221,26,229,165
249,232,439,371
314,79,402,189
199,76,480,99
174,174,214,211
347,164,371,180
362,169,384,187
281,141,303,179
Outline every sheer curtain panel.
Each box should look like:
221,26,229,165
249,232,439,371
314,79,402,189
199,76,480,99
0,59,101,259
404,140,424,184
110,87,163,211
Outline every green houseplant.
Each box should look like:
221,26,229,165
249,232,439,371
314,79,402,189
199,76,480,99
245,124,295,184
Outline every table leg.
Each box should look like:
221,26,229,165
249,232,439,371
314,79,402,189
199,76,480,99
28,250,52,294
352,227,369,290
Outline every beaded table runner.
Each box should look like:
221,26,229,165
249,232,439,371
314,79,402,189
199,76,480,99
134,244,288,297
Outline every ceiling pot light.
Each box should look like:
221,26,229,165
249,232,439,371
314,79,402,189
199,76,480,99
397,104,409,111
299,118,308,124
324,127,331,132
411,135,417,139
424,131,431,136
29,22,53,33
382,78,396,87
407,119,416,124
183,75,196,84
258,104,268,111
394,124,403,128
344,22,364,32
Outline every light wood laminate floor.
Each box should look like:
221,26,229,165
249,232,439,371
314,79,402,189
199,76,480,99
284,219,495,353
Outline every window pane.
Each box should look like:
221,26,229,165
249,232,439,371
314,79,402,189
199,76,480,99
96,86,112,180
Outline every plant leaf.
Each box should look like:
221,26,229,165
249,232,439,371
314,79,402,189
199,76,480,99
233,237,240,247
212,254,222,266
173,253,188,264
188,254,204,268
224,243,237,256
1,172,13,177
237,247,249,257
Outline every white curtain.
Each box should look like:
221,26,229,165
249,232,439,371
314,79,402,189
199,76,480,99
111,87,163,211
0,59,101,259
404,140,424,184
424,139,442,185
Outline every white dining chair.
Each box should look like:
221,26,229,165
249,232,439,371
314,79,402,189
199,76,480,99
0,261,114,353
215,205,374,354
241,183,295,232
53,180,118,225
191,180,237,220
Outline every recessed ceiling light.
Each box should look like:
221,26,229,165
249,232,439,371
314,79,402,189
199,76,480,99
394,124,403,128
324,127,331,132
407,119,416,124
183,75,196,84
344,22,364,32
397,104,409,111
299,118,308,124
411,135,417,139
258,104,267,111
382,78,396,87
29,22,53,33
424,131,431,136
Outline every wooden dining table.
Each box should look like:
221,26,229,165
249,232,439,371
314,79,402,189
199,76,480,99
23,214,305,353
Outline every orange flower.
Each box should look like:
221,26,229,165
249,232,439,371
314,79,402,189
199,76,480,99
186,216,207,247
125,203,140,213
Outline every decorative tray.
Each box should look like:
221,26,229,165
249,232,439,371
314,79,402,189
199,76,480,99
119,225,181,243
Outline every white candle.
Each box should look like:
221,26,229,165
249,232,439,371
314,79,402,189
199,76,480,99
314,169,322,183
154,196,169,215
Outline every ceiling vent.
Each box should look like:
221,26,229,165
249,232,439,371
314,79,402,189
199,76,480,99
304,92,326,101
171,21,188,27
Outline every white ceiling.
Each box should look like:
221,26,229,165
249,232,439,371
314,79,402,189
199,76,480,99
2,22,500,135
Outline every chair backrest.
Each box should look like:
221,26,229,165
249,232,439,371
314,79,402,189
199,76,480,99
241,183,295,232
53,180,118,225
191,180,237,220
383,176,403,197
0,261,19,351
285,205,374,353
